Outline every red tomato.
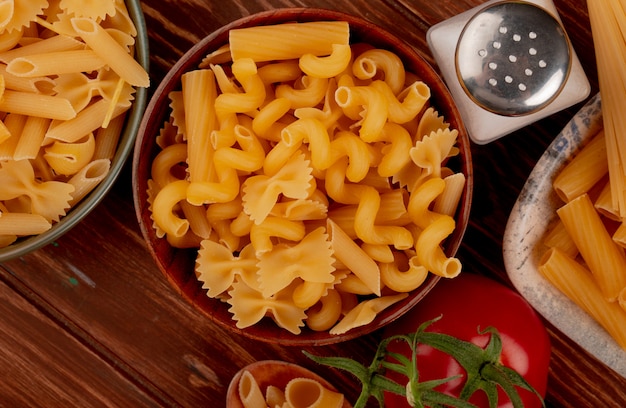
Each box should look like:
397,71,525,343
382,272,550,408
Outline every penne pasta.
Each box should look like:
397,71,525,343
71,17,150,88
6,50,106,77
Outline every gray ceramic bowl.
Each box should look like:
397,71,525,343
0,0,149,262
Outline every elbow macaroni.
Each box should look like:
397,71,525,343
147,21,465,336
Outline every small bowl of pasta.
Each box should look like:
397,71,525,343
132,8,473,345
226,360,351,408
0,0,150,261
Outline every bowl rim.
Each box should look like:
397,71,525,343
0,0,151,263
132,8,473,346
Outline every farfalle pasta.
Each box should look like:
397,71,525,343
147,21,466,335
0,0,149,248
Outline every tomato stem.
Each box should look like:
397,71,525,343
304,316,545,408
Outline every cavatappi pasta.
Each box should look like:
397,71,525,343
539,128,626,350
0,0,149,247
147,21,466,335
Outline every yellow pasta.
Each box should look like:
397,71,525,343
0,90,76,120
557,193,626,301
306,289,343,331
181,69,218,183
238,370,267,408
352,48,406,95
327,218,381,296
13,116,50,161
542,220,579,259
415,215,461,278
335,83,389,142
148,21,466,336
329,293,408,335
44,133,96,176
151,180,190,238
380,251,429,293
229,21,350,62
587,0,626,217
275,76,328,109
0,212,51,236
284,377,344,408
539,247,626,349
299,43,352,79
553,129,608,203
71,17,149,88
7,50,106,77
67,159,110,206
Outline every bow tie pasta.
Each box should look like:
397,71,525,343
147,21,466,335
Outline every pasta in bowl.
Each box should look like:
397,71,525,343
0,0,150,261
132,9,473,345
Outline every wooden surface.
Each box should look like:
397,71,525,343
1,0,624,406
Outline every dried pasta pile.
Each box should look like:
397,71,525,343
0,0,149,248
148,21,466,335
539,127,626,350
537,0,626,351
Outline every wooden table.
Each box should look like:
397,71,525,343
1,0,624,406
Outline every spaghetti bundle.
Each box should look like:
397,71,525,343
587,0,626,216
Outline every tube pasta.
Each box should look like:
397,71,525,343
182,69,218,183
7,50,106,77
284,377,344,408
553,129,608,203
229,21,350,62
557,193,626,301
0,212,51,236
44,133,96,176
148,21,466,336
539,248,626,349
238,370,268,408
67,159,110,206
71,17,149,88
0,90,76,120
327,218,381,296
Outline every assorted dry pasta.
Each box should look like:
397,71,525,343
0,0,148,248
147,20,466,335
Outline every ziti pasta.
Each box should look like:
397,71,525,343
539,128,626,350
146,21,466,335
536,0,626,351
0,1,149,248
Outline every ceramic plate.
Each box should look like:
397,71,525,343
503,93,626,378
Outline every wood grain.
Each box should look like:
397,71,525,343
0,0,624,407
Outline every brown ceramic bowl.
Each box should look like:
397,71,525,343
132,8,473,346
